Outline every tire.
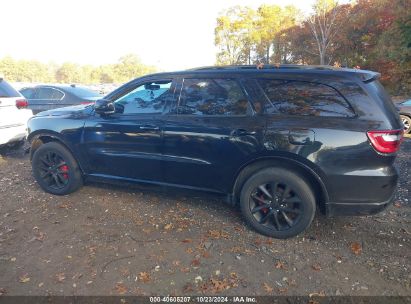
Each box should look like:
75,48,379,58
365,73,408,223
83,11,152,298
240,167,316,239
400,115,411,134
31,142,83,195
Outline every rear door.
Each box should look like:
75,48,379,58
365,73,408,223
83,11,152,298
162,75,265,193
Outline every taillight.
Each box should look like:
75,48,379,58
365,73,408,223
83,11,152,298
15,99,28,109
367,129,403,154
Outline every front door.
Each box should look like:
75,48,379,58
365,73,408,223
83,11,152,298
81,78,176,182
162,76,265,193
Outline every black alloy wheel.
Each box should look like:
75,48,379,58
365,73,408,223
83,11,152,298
32,142,83,195
240,167,316,239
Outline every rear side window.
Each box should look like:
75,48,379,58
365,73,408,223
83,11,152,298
178,78,251,116
37,88,55,99
257,79,355,117
0,81,20,97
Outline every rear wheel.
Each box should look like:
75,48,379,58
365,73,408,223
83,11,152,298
32,142,83,195
400,115,411,134
240,167,316,239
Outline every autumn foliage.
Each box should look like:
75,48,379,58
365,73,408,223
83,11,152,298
215,0,411,94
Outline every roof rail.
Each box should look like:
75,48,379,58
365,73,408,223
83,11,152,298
190,64,337,71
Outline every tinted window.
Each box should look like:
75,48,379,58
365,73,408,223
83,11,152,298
0,80,20,97
37,88,54,99
178,78,250,116
51,89,64,100
20,88,36,99
66,87,101,98
115,80,172,114
258,79,354,117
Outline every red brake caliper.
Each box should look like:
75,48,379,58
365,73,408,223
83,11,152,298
59,165,69,179
259,194,269,213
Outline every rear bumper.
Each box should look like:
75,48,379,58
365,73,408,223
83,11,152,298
326,192,395,216
324,166,398,216
0,124,27,145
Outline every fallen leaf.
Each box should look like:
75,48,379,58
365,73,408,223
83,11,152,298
202,251,211,258
172,260,181,266
394,201,401,208
185,247,194,254
138,272,150,283
164,223,173,230
180,267,190,273
10,257,16,262
55,273,65,283
263,282,273,294
210,278,229,292
309,291,326,297
38,282,44,287
182,283,194,293
0,288,7,295
350,242,362,255
181,239,192,243
114,282,127,295
35,232,46,241
312,264,322,271
191,259,200,267
19,274,30,283
208,230,229,239
275,261,286,269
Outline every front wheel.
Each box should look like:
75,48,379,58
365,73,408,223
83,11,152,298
240,167,316,239
400,115,411,134
31,142,83,195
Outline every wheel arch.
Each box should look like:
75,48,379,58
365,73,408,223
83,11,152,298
231,156,329,214
28,131,85,173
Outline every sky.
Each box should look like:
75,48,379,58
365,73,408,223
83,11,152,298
2,0,322,71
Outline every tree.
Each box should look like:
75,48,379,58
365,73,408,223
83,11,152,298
215,6,257,65
307,0,340,65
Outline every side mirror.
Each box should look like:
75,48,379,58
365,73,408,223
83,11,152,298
94,99,115,115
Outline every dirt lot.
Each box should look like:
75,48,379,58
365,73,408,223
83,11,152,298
0,140,410,297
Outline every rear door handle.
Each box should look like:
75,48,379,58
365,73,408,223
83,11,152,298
139,125,160,131
232,129,256,136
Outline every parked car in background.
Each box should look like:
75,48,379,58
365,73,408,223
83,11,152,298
0,78,32,146
27,65,403,238
20,85,102,114
396,99,411,134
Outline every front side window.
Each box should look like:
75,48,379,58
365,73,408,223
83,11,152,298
178,78,251,116
258,79,355,117
114,80,172,114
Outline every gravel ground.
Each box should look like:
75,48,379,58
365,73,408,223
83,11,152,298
0,140,410,297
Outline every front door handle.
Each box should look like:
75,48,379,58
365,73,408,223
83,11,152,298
139,125,160,131
231,129,256,136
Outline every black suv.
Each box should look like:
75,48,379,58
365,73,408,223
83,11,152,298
27,65,403,238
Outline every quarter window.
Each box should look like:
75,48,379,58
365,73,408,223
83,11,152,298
178,78,251,116
257,79,354,117
115,80,172,114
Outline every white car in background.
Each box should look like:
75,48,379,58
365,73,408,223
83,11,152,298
0,78,33,146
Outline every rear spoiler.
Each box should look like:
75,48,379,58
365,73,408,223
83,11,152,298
360,71,380,83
